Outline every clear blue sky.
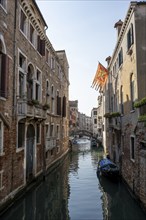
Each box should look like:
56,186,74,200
36,0,131,116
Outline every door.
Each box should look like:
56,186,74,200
26,124,35,182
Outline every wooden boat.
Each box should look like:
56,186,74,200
97,158,119,179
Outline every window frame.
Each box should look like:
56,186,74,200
36,123,41,144
130,136,135,161
0,170,4,191
0,0,7,11
18,51,26,99
20,8,28,36
0,120,4,155
18,121,25,149
127,23,134,51
130,73,134,111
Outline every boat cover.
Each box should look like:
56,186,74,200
99,159,114,168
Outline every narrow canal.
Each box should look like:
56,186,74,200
1,139,146,220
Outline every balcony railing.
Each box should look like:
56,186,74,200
109,118,121,130
45,137,58,150
17,100,46,119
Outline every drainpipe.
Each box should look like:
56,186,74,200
10,0,17,192
12,0,17,118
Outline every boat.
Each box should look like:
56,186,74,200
97,158,119,179
90,139,97,147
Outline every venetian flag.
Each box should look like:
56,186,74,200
91,62,108,91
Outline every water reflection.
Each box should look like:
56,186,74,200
1,156,70,220
1,139,146,220
98,175,146,220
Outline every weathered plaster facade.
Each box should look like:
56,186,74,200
104,2,146,210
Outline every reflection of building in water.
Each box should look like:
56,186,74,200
1,155,71,220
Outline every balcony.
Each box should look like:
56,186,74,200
45,137,58,150
17,100,47,120
109,118,121,130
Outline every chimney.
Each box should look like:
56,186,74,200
105,56,111,65
114,19,123,37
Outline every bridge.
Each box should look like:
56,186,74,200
70,129,93,137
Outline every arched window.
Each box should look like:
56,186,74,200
35,68,41,102
18,52,26,99
27,64,34,100
0,37,8,98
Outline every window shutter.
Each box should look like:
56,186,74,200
62,96,66,117
57,96,61,115
1,54,9,98
131,24,134,45
40,39,45,56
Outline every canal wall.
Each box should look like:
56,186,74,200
0,148,70,216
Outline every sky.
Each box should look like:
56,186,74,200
36,0,132,116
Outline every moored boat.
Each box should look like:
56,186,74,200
97,158,119,179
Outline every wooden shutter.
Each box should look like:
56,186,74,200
40,39,45,56
62,96,66,117
1,54,9,98
57,96,61,116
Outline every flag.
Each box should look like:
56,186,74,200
91,62,108,91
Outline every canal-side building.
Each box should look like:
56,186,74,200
103,1,146,210
69,100,79,136
0,0,69,210
91,107,98,137
96,97,103,143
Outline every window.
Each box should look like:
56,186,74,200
37,35,45,56
62,96,66,117
120,85,124,114
130,136,135,160
51,85,55,114
19,53,26,99
93,110,97,115
35,69,41,102
0,120,4,154
46,49,50,65
29,23,35,45
51,56,55,70
36,124,40,144
56,90,61,116
130,74,134,110
50,124,54,137
18,122,25,148
127,24,134,50
56,125,60,139
0,171,3,190
0,0,6,10
94,118,97,124
20,9,27,35
118,48,123,67
0,52,9,98
27,64,34,101
46,124,50,138
46,80,50,96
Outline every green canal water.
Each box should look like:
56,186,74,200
1,139,146,220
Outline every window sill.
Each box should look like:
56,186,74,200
130,158,135,163
16,147,24,153
0,152,5,157
130,109,135,113
0,186,4,191
0,97,6,101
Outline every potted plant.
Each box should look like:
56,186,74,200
43,103,50,110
